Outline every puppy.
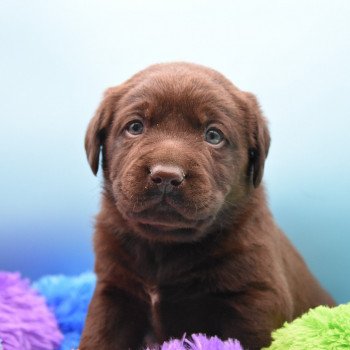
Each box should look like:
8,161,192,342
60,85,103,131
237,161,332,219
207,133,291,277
80,62,335,350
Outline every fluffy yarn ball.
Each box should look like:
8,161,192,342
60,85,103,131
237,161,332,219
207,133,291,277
33,272,96,350
0,272,63,350
154,333,243,350
265,303,350,350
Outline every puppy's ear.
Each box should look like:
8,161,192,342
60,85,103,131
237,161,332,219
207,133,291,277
245,92,271,188
85,87,120,175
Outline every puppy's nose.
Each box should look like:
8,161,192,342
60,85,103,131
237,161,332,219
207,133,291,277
150,165,185,192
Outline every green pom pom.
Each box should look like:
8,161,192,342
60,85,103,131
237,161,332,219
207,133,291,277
264,303,350,350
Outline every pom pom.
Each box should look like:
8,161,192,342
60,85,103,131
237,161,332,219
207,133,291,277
0,272,63,350
265,303,350,349
150,333,243,350
33,272,96,350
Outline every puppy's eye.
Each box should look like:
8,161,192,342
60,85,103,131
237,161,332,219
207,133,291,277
205,128,224,145
126,121,144,135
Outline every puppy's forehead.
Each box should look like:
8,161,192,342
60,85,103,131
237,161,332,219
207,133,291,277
120,67,244,124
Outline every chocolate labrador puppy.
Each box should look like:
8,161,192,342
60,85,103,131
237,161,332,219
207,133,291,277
80,62,335,350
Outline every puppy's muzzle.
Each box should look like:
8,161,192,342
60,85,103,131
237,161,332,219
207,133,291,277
149,164,185,194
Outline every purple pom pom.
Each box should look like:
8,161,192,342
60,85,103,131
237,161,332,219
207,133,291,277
150,333,244,350
0,272,63,350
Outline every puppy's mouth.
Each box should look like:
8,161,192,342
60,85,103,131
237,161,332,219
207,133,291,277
127,204,199,229
124,201,213,240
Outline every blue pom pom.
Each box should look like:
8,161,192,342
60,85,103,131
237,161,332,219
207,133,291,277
33,272,96,350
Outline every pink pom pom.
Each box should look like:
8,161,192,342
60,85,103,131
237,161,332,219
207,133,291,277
0,272,63,350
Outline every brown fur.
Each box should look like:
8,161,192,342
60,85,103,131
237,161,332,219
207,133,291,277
80,62,335,350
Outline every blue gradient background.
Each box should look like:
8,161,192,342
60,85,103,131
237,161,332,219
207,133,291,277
0,1,349,303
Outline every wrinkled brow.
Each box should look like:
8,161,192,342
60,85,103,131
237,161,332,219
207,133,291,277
117,96,150,117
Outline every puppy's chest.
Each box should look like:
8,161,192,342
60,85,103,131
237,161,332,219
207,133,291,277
134,252,180,287
135,253,219,305
130,243,188,283
124,239,225,302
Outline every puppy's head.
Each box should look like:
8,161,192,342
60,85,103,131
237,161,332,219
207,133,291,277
85,63,270,242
